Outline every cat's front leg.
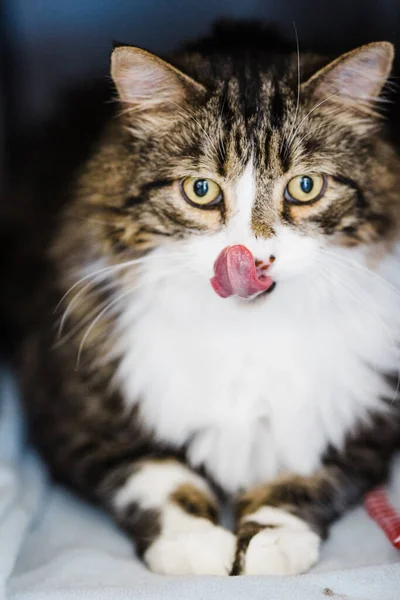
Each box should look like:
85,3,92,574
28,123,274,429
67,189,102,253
231,411,400,575
106,458,236,575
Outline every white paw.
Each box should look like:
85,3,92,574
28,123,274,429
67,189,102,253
243,526,320,576
144,525,236,575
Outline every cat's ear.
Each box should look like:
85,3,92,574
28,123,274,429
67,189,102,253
303,42,394,115
111,46,205,127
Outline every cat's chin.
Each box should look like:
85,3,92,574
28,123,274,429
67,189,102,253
238,281,277,303
254,280,277,299
214,279,277,302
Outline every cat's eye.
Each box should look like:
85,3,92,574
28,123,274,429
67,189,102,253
181,177,223,208
285,174,326,204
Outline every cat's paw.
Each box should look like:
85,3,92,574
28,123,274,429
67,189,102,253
144,524,236,575
233,507,320,576
243,525,320,575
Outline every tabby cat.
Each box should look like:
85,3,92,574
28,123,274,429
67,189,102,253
17,24,400,575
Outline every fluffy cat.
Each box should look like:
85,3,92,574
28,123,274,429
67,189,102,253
14,23,400,575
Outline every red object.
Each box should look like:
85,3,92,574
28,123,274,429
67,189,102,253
210,245,274,299
364,487,400,549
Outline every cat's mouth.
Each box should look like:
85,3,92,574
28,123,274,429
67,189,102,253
210,245,276,299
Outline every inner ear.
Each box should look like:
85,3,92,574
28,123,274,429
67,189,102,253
302,42,394,114
111,46,206,120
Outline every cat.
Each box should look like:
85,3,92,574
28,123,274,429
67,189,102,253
14,22,400,575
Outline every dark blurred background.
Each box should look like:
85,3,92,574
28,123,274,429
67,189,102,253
2,0,400,130
0,0,399,351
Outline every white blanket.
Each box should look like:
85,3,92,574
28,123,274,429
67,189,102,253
1,368,399,600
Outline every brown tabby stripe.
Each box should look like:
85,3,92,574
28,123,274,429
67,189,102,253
113,478,219,557
230,521,276,576
170,483,219,524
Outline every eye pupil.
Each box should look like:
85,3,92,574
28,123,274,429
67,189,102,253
300,176,313,194
194,179,209,197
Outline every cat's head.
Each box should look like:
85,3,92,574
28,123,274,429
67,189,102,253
101,33,398,301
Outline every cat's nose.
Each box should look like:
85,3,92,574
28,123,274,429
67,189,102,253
255,255,276,274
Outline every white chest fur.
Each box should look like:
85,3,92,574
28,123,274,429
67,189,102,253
113,242,400,494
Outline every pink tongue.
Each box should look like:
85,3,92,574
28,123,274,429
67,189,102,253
210,245,274,299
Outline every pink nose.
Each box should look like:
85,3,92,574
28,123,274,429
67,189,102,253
210,245,275,299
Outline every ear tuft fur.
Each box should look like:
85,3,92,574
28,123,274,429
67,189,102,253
303,42,394,115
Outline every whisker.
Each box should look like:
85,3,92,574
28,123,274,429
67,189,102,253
76,288,134,368
337,270,400,402
321,248,400,299
54,251,188,313
283,22,301,155
74,260,188,366
57,279,117,340
316,255,400,402
169,101,222,163
54,293,113,348
288,121,326,156
217,89,227,166
54,258,149,313
285,92,340,155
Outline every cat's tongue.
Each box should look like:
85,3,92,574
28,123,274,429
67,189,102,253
210,245,274,299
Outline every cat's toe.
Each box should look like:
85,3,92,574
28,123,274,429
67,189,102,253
242,526,320,576
144,525,236,575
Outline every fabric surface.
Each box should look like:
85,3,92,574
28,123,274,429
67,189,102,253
1,368,399,600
